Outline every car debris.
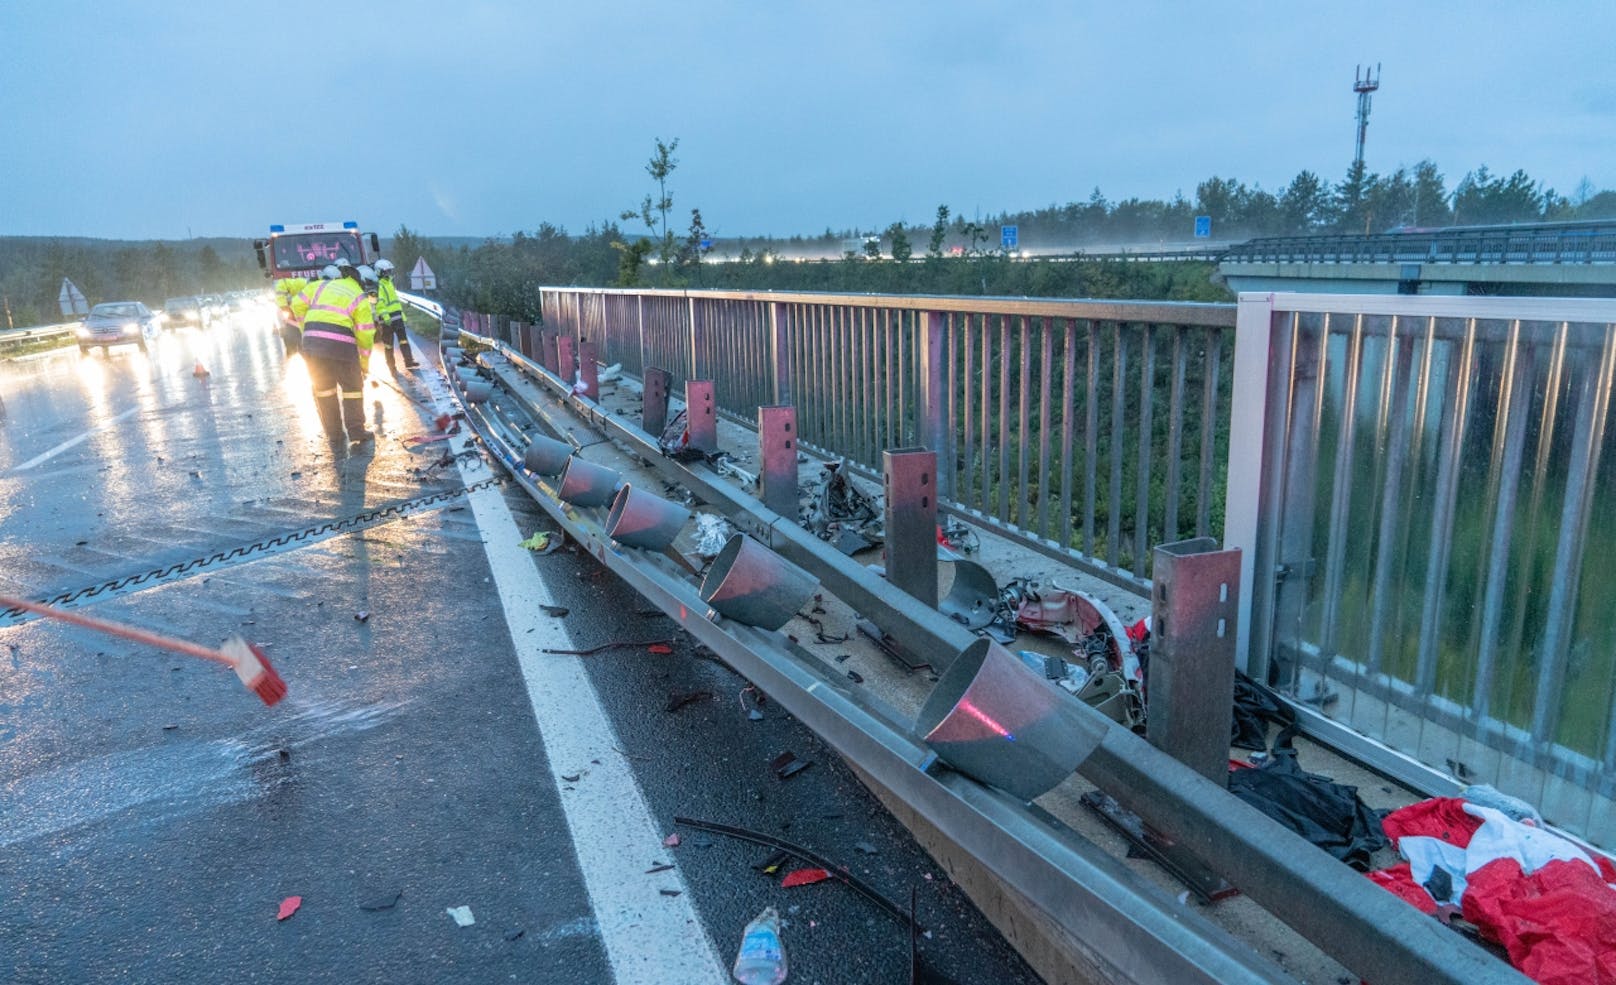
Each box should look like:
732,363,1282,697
277,896,302,921
806,461,883,554
447,905,476,927
770,751,813,780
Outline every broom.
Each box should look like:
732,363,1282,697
0,595,288,706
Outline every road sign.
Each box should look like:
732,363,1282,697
1194,216,1212,239
409,257,437,291
1001,225,1018,250
58,278,88,317
699,238,712,251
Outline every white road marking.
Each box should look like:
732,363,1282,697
6,405,141,473
456,455,728,985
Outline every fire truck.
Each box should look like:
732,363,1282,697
252,221,381,351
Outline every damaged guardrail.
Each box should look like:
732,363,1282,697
438,320,1529,985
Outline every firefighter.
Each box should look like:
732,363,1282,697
273,273,309,355
372,259,419,372
298,260,377,443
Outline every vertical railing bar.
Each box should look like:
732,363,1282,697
1319,315,1367,656
1497,324,1570,729
1061,319,1077,552
963,314,976,509
1470,323,1530,721
1038,317,1055,540
1018,315,1033,530
1164,326,1185,544
1532,323,1614,744
998,314,1013,523
1134,323,1156,573
1109,322,1127,568
1413,318,1476,696
1084,321,1099,555
981,315,992,512
945,311,959,502
859,306,873,465
1197,332,1223,538
1365,319,1416,674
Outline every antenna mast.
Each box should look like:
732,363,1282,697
1353,63,1381,171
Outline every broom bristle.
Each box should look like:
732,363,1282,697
225,637,288,706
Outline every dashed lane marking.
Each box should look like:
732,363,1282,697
5,405,140,473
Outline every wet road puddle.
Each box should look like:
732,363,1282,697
0,696,408,848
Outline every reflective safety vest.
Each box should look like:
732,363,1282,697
299,277,377,364
274,276,307,310
376,276,404,322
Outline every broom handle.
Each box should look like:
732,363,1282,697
0,595,236,668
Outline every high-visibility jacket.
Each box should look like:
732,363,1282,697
299,277,377,368
376,276,404,323
274,276,308,311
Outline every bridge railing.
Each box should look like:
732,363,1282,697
538,288,1236,589
1227,292,1616,848
1224,222,1616,266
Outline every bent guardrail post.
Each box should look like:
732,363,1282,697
685,380,717,453
578,339,600,400
643,367,672,438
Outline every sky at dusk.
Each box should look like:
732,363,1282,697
3,0,1613,241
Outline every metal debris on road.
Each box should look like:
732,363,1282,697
539,604,569,617
354,611,370,623
447,906,476,927
359,890,402,911
665,690,713,713
659,888,683,897
675,817,920,931
541,638,675,656
645,863,675,874
781,868,831,888
770,751,813,780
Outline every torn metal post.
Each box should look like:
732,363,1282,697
758,405,799,520
541,329,560,376
579,339,600,400
643,367,672,438
1150,537,1242,787
686,380,718,454
884,448,939,609
555,335,576,388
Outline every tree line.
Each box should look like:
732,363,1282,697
0,237,262,328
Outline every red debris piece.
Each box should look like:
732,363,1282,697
647,643,673,654
781,868,831,888
663,833,681,847
277,896,303,921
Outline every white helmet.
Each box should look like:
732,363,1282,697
373,258,395,275
356,264,378,287
319,264,341,280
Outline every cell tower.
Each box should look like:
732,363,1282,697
1353,63,1381,171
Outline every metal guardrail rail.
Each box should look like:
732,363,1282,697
1223,220,1616,266
432,310,1529,985
533,288,1237,592
0,323,77,352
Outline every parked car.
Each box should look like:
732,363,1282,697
164,296,208,329
78,301,162,354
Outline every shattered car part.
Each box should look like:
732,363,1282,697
807,460,883,553
939,557,999,631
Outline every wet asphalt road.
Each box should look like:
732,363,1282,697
0,312,1040,984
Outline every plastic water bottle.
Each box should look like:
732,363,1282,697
732,906,787,984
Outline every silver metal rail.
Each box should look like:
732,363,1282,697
443,320,1529,985
0,323,77,352
1223,221,1616,266
533,288,1237,591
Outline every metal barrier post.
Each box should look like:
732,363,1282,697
643,367,671,438
1150,537,1242,786
884,448,938,608
556,335,576,387
686,380,717,453
758,405,799,519
541,329,560,376
579,339,600,400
